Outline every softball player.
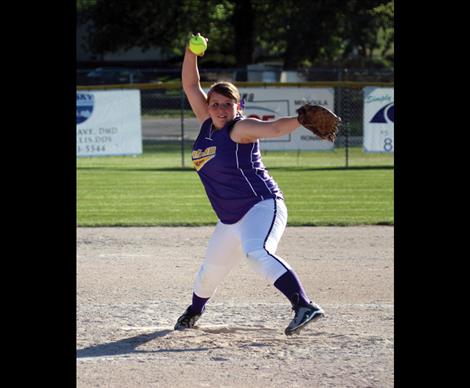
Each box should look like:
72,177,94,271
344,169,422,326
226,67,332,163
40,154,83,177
175,35,324,335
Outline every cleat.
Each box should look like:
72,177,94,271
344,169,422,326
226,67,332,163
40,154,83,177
285,294,324,336
174,305,203,330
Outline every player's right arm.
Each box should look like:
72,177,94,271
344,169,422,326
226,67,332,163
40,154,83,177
182,47,210,124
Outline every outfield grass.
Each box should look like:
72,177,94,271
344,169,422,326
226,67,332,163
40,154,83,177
77,144,393,226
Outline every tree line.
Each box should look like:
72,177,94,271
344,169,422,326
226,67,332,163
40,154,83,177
78,0,394,69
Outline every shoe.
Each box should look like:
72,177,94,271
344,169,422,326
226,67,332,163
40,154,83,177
174,305,203,330
285,294,324,336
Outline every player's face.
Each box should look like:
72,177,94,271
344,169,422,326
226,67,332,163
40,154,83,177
207,92,239,129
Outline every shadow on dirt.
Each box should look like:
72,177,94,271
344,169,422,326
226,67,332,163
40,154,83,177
77,329,229,358
77,329,172,358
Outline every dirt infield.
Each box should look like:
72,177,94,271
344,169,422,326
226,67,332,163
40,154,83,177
77,226,393,387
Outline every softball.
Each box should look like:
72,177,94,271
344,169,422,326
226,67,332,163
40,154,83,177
189,34,207,56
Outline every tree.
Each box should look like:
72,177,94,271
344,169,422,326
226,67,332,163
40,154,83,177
231,0,255,66
78,0,394,69
337,0,394,67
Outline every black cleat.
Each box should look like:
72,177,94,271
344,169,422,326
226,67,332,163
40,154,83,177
174,305,203,330
285,294,325,336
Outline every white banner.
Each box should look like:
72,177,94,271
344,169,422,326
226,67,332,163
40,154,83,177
204,87,335,150
363,87,394,153
76,90,142,157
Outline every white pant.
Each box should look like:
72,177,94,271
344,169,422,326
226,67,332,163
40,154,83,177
193,198,292,298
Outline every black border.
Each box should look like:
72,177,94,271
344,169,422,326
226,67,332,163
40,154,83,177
8,0,77,383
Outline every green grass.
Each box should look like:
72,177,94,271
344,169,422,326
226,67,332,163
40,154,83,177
77,144,393,226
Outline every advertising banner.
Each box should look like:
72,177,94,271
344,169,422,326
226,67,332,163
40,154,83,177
363,87,394,153
77,90,142,157
229,87,335,150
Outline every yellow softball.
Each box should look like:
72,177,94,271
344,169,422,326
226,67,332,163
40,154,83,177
189,34,207,56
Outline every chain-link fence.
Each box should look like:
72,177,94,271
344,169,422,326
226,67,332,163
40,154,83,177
138,82,392,149
77,71,394,168
138,86,364,140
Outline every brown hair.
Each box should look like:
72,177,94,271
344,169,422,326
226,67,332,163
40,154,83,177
207,81,240,103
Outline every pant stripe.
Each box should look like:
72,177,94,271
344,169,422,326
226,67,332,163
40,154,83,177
263,199,289,272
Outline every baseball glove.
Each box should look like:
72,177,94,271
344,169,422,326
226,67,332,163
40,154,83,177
296,104,341,142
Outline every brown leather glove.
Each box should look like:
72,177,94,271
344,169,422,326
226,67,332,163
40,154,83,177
297,104,341,142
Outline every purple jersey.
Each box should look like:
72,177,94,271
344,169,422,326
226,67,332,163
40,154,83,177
192,115,284,224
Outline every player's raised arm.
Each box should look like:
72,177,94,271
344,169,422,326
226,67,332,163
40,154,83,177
182,34,210,124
